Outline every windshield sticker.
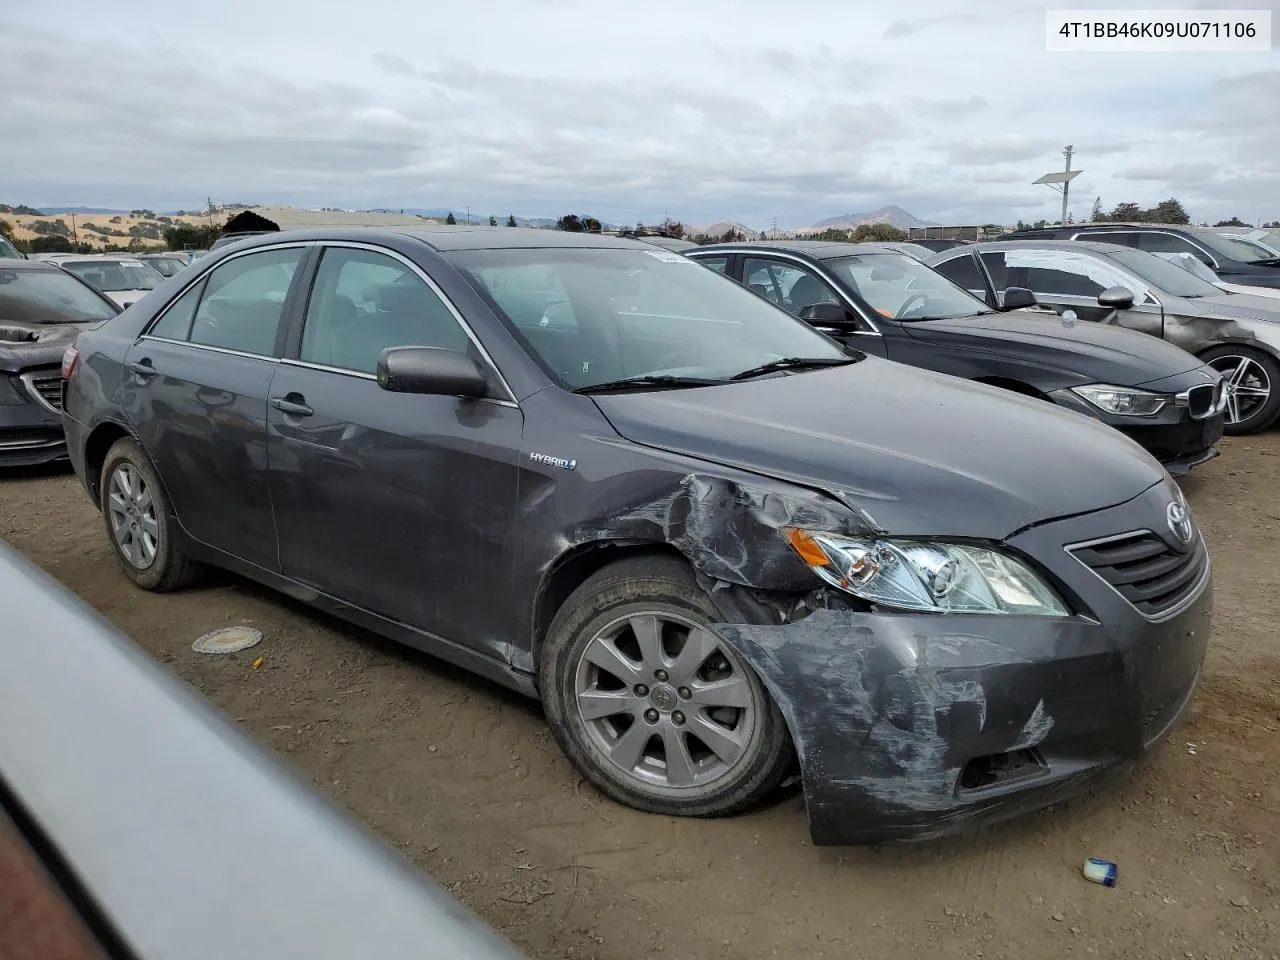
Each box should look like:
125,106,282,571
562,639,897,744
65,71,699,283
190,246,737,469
642,250,694,264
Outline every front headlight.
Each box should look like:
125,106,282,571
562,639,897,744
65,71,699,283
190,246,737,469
1071,383,1167,417
782,528,1068,616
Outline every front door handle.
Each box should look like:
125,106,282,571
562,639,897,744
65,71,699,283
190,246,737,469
271,396,314,418
128,359,156,378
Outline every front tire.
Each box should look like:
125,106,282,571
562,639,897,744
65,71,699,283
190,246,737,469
99,437,199,591
538,555,791,818
1202,346,1280,435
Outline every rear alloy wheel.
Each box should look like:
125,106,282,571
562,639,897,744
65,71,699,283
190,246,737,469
1202,346,1280,434
539,556,791,817
99,437,199,591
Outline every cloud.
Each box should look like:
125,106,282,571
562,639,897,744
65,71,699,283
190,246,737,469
946,136,1057,167
883,14,991,39
1,1,1275,228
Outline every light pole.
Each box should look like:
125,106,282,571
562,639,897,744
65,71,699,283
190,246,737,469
1033,146,1082,224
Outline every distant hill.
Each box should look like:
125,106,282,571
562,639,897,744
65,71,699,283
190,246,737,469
688,220,759,238
808,206,932,231
366,208,563,228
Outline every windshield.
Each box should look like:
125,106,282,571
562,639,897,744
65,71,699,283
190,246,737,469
144,257,184,277
0,267,119,323
62,260,162,292
824,253,991,320
0,237,21,259
1195,231,1275,264
1106,248,1223,298
447,247,848,390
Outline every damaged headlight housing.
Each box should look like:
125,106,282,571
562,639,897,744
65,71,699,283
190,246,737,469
782,529,1068,616
1071,383,1167,417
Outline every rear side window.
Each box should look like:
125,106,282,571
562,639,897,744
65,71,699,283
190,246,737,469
300,247,468,373
148,279,205,340
694,256,729,274
187,248,303,356
933,254,987,298
1082,231,1139,248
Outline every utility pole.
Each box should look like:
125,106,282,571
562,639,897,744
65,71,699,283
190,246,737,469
466,206,471,225
70,212,78,243
1061,145,1074,225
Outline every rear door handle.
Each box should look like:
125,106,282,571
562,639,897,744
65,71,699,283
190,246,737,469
271,396,314,418
128,360,156,378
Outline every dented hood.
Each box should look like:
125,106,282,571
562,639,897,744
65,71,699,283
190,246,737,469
591,358,1164,540
0,320,88,373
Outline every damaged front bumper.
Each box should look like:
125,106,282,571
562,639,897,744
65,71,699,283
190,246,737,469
716,483,1213,845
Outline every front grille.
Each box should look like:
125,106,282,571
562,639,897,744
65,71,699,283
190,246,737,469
20,372,63,414
1183,383,1216,420
1068,530,1207,618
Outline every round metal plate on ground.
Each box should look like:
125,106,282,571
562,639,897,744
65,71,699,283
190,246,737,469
192,626,263,655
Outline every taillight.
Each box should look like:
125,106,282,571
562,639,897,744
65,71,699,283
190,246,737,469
61,345,80,380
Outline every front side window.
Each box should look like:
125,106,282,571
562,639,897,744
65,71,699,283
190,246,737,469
188,247,303,355
980,249,1151,303
61,260,162,292
300,247,468,373
742,258,840,316
825,254,990,320
1107,249,1222,299
449,248,846,390
0,267,118,324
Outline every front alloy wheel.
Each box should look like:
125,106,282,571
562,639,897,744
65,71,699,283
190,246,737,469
1203,346,1280,434
575,612,756,789
539,555,792,818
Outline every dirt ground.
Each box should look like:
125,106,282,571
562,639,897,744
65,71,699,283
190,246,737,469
4,437,1279,960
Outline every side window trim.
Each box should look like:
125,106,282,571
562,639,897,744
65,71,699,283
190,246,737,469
285,241,517,405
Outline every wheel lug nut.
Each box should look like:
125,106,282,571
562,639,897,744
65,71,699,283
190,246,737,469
678,686,691,699
634,684,649,697
654,670,668,682
644,709,659,723
672,711,685,725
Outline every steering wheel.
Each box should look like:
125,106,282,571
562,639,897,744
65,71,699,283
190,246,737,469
895,293,930,319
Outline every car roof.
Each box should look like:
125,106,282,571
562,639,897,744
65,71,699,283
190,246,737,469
60,255,147,264
690,240,912,261
942,239,1133,256
0,257,59,271
218,225,657,253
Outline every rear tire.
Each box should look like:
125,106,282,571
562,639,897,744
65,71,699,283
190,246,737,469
538,555,792,818
1201,346,1280,435
99,437,200,591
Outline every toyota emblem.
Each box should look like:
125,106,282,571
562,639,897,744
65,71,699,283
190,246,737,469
1166,501,1194,546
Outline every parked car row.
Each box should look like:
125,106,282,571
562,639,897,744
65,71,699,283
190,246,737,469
52,225,1214,845
927,239,1280,433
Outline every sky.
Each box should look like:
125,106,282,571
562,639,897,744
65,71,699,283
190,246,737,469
1,0,1277,230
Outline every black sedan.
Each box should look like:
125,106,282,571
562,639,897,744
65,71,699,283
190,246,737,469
686,241,1226,474
63,227,1210,844
0,257,120,466
928,240,1280,434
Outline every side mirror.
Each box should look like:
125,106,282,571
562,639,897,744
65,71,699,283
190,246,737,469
1097,286,1135,310
376,346,489,398
799,302,857,328
1000,287,1038,311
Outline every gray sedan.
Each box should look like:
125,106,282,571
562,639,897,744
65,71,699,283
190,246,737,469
929,240,1280,433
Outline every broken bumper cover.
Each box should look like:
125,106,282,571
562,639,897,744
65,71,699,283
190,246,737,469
720,483,1213,845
